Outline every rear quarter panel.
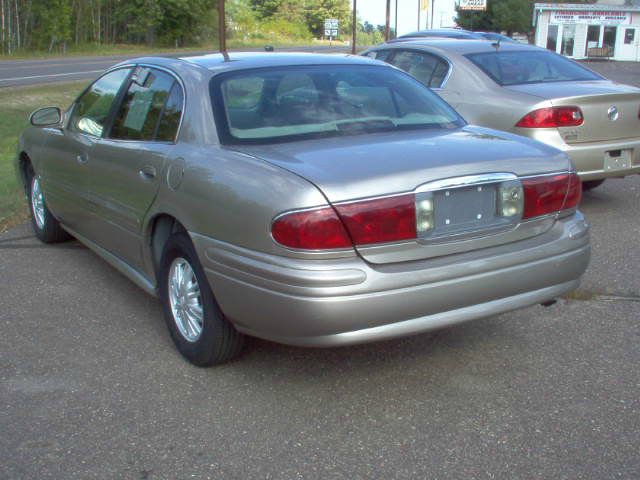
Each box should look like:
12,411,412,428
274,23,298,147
146,144,337,259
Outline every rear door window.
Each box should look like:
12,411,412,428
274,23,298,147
387,50,450,88
109,67,182,141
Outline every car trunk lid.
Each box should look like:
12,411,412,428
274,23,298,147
507,81,640,144
233,127,572,263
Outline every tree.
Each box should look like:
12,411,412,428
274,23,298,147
305,0,351,38
250,0,283,19
31,0,72,52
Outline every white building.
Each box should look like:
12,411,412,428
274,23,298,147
533,3,640,61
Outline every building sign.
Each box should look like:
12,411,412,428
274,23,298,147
550,10,631,26
459,0,487,11
324,19,339,37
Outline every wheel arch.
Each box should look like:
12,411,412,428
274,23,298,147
17,151,33,191
147,213,188,280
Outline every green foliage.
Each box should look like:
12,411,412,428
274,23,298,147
305,0,352,38
1,0,358,56
250,0,283,19
30,0,73,51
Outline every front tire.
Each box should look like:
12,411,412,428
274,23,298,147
27,169,71,243
159,233,244,366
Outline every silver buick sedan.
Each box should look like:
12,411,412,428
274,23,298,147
16,53,590,365
363,40,640,190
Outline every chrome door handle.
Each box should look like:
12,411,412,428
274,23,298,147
76,153,88,164
139,165,157,181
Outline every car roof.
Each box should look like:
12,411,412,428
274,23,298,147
373,38,541,55
111,52,384,78
394,29,483,41
179,52,381,72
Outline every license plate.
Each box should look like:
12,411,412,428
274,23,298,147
604,149,632,172
432,184,497,236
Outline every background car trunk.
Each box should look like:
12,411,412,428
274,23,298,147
553,92,640,144
506,81,640,144
234,127,572,264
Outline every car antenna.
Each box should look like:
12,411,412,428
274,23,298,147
492,39,501,51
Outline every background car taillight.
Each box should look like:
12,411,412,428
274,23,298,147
516,106,584,128
522,172,581,219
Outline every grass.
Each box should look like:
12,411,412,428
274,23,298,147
0,81,87,232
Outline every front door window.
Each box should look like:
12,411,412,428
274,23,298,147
69,68,131,137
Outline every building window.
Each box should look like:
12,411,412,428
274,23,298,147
625,29,635,45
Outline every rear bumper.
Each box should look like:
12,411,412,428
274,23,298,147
191,213,590,347
521,129,640,181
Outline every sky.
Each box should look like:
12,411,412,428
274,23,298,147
353,0,458,35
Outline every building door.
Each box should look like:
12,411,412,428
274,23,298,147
603,26,617,56
585,25,600,56
618,27,639,61
561,24,576,57
547,25,559,52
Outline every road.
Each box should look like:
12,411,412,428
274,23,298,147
0,46,350,88
1,177,639,480
1,63,639,479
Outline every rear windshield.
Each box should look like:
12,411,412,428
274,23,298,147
466,50,603,86
210,65,464,144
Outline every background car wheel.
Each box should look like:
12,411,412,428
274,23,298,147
26,167,71,243
159,232,244,366
582,179,605,191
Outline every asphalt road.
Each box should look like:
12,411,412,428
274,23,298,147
0,46,350,88
1,177,639,480
1,65,640,479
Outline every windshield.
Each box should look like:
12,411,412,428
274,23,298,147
466,50,603,86
210,65,464,144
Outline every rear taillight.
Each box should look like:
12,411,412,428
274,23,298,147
272,173,582,250
271,206,352,250
522,172,581,219
516,106,584,128
335,194,417,245
271,195,417,250
564,172,582,210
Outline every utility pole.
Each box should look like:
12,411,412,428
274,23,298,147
395,0,398,39
218,0,228,59
385,0,391,41
351,0,356,54
417,0,421,30
430,0,435,29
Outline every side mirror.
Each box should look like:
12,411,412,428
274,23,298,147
30,107,62,127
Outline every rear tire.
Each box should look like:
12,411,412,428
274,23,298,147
582,179,605,191
26,167,71,243
159,232,244,366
